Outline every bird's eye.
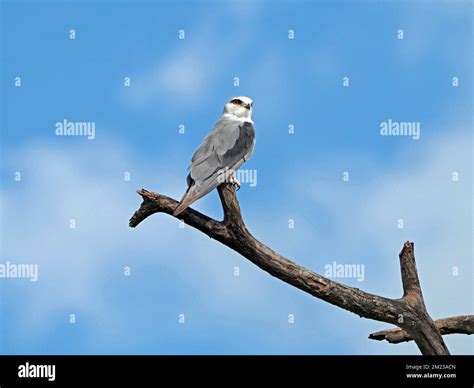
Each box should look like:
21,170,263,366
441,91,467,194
231,99,242,105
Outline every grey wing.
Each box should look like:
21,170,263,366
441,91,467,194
189,118,255,183
173,119,255,216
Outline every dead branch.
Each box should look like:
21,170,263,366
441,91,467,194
369,315,474,344
129,184,473,355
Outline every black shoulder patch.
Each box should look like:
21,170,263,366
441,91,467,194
221,122,255,165
240,121,255,139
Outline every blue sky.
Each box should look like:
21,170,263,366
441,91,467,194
0,0,472,354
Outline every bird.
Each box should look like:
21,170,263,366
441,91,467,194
173,96,256,216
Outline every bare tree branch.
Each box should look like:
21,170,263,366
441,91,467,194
130,187,402,323
129,189,229,241
129,184,470,355
393,242,451,354
399,242,425,306
369,315,474,344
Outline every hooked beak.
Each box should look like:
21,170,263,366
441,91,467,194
245,103,251,110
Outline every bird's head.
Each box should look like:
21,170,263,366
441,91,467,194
223,96,253,121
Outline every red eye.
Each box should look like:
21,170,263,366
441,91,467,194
231,99,242,105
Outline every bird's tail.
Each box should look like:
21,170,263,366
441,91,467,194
173,186,201,216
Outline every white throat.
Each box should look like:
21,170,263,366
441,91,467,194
223,112,253,123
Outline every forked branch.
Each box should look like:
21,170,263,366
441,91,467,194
369,315,474,344
129,185,473,355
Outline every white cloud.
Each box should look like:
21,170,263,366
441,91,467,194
127,45,215,107
0,141,282,352
122,11,259,109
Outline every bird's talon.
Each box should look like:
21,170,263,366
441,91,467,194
229,174,241,191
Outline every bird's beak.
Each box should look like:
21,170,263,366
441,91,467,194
245,103,251,110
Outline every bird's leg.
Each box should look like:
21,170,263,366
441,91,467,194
229,174,241,191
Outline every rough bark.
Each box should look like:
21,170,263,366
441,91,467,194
129,185,473,355
369,315,474,344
